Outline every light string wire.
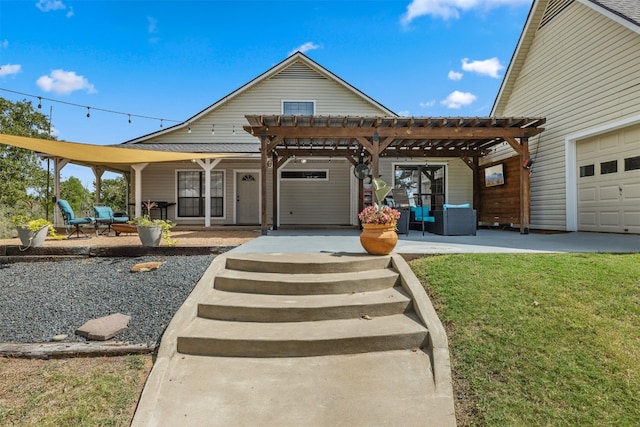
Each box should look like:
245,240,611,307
0,87,182,127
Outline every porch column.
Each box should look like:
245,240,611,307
92,166,105,204
131,163,148,218
195,158,221,228
260,131,268,235
53,157,69,227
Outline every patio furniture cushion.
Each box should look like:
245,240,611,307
58,199,93,238
94,205,129,223
443,203,470,210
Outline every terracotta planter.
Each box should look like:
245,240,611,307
137,225,162,247
16,225,48,249
360,223,398,255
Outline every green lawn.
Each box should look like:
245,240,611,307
410,253,640,426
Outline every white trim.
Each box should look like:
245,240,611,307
280,169,329,181
281,100,316,115
175,169,226,221
577,0,640,35
565,114,640,231
233,169,261,224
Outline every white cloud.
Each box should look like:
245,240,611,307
419,100,436,108
66,6,74,18
441,90,477,108
147,16,158,34
36,69,96,95
401,0,529,24
397,110,411,116
448,70,463,80
461,57,504,78
36,0,66,12
0,64,22,77
288,42,321,56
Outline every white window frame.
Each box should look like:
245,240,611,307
175,169,226,220
281,100,316,115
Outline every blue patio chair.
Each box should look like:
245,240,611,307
93,205,129,236
411,206,435,236
57,199,94,239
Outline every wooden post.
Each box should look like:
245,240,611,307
520,137,530,234
271,151,278,231
260,131,268,235
371,130,380,179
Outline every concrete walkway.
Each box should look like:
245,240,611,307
233,228,640,255
132,229,638,426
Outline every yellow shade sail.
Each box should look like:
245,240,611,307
0,133,251,165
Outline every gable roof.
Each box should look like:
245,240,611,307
124,52,396,145
492,0,640,116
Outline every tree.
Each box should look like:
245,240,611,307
0,97,52,210
99,176,128,211
60,177,94,214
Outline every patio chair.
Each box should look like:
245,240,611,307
93,205,129,236
57,199,94,239
411,206,435,236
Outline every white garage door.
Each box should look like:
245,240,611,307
577,123,640,234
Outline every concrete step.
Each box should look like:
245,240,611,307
177,313,428,357
198,286,412,322
224,253,391,274
214,268,399,295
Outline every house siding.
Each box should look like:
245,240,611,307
492,1,640,230
129,58,391,226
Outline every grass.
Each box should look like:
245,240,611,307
0,355,152,426
410,253,640,426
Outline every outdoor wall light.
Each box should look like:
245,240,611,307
211,124,215,135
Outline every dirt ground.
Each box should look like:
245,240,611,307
0,229,261,248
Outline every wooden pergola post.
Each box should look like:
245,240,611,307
520,136,530,234
260,131,268,235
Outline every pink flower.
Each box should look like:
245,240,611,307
358,205,401,226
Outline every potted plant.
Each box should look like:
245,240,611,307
130,201,177,247
11,214,61,250
358,178,401,255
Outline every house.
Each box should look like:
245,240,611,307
491,0,640,234
122,53,396,228
123,52,542,232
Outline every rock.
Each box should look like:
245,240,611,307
130,261,164,272
76,313,131,341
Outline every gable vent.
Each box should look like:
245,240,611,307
539,0,574,29
272,62,327,80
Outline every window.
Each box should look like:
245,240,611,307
580,164,594,177
177,171,224,217
394,164,446,209
624,156,640,171
281,170,328,180
283,101,314,115
600,160,617,175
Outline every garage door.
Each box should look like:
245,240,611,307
577,123,640,233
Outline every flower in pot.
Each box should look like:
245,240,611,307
130,201,177,247
11,214,61,250
358,178,401,255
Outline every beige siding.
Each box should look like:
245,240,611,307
492,2,640,230
279,159,351,225
134,159,273,226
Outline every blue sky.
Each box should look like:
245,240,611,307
0,0,532,186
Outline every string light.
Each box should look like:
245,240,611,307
86,107,90,118
188,124,192,134
0,87,180,128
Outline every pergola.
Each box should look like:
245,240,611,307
244,115,546,235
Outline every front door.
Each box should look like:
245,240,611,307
236,172,259,224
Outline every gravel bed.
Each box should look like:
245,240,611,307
0,255,214,346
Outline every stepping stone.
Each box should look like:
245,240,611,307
131,261,164,272
76,313,131,341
